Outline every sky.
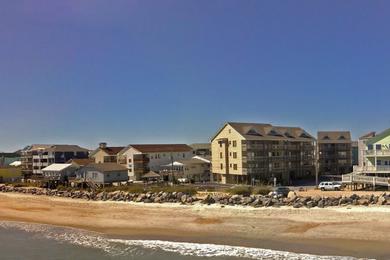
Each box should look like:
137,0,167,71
0,1,389,152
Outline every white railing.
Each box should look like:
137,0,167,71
365,150,390,156
353,165,390,173
342,174,390,186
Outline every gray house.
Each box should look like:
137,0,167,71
77,163,128,185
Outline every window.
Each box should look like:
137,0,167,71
232,141,237,147
183,153,185,158
220,152,223,159
377,160,382,166
368,144,373,150
220,164,223,170
219,142,223,148
233,152,237,159
376,144,382,150
128,158,132,163
233,164,238,170
129,169,132,172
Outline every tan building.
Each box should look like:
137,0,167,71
317,131,353,175
90,143,125,163
118,144,194,180
211,122,316,185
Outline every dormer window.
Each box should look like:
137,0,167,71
246,128,262,136
268,130,283,137
323,136,330,140
285,132,295,138
338,136,346,140
300,133,312,138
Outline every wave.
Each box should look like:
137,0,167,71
0,221,370,260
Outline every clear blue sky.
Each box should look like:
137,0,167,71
0,1,389,152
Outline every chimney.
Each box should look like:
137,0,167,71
99,142,107,149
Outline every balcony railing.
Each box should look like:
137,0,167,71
365,150,390,156
354,165,390,173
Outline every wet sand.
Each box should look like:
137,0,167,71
1,193,390,259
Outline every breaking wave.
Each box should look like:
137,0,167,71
0,221,370,260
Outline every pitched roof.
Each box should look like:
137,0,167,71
142,171,161,178
45,145,89,153
24,144,88,153
212,122,315,142
366,128,390,145
317,131,352,143
67,158,95,166
359,131,376,140
180,156,211,165
90,146,125,157
85,163,127,172
42,164,74,172
130,144,193,153
101,147,125,155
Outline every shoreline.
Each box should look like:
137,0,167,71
1,193,390,259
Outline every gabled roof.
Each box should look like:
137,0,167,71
67,158,95,166
142,171,161,179
42,164,74,172
23,144,88,153
366,128,390,145
359,131,376,140
90,146,125,157
84,163,127,172
128,144,193,153
45,145,89,153
211,122,315,142
317,131,351,143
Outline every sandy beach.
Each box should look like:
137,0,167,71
1,193,390,259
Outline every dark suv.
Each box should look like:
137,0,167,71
270,186,290,197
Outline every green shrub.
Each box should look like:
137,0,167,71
253,186,271,195
228,186,252,196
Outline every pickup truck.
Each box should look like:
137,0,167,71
318,182,342,191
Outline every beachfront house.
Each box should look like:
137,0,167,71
41,163,78,182
353,128,390,177
76,163,128,185
89,143,125,163
117,144,194,181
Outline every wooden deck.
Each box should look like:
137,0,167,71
342,173,390,188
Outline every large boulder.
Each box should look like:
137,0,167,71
287,191,297,201
201,195,215,205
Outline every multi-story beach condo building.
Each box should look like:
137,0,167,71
317,131,352,176
354,128,390,177
211,122,316,185
118,144,194,180
21,144,89,179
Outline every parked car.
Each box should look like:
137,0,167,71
318,182,342,191
269,186,290,197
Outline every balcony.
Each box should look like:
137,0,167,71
365,150,390,157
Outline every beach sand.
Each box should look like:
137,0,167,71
1,193,390,259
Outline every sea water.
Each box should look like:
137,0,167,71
0,221,367,260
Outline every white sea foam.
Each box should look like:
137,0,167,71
0,221,372,260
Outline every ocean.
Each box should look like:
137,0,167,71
0,221,366,260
